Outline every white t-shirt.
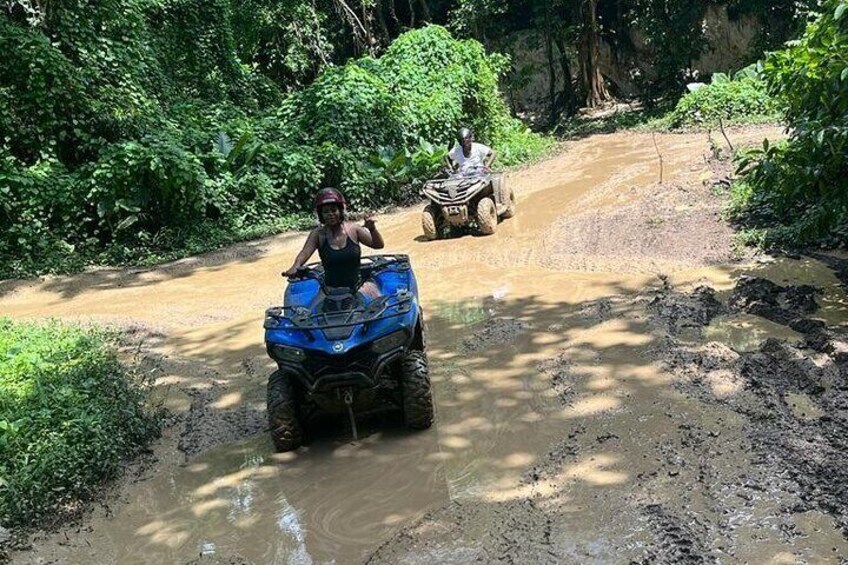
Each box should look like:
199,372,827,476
450,142,492,172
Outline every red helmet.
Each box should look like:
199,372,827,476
314,187,346,218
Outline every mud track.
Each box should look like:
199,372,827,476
4,126,848,564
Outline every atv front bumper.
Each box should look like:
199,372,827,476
266,340,408,393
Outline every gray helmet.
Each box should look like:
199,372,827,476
457,127,474,143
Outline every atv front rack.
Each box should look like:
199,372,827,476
421,175,490,207
263,289,414,331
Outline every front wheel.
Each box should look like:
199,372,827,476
267,370,303,451
476,197,497,235
421,204,441,241
400,351,434,430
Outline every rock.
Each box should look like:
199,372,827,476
0,526,10,544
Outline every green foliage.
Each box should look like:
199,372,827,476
367,140,449,194
490,121,556,166
730,0,848,248
0,15,548,279
625,0,709,103
85,135,209,238
284,61,405,150
231,0,334,89
0,319,161,527
378,25,510,146
666,71,780,129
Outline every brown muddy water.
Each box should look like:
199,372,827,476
3,129,848,564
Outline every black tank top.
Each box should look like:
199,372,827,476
318,227,361,289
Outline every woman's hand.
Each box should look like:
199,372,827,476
358,214,384,249
282,266,299,278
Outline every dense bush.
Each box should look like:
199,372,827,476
666,69,779,129
729,0,848,248
0,319,161,527
0,10,549,279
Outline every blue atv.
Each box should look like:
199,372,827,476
263,254,433,451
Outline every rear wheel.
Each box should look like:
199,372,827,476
476,197,497,235
400,351,434,430
267,370,303,451
422,204,441,241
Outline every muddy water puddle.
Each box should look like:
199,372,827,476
739,254,848,328
704,313,804,352
36,430,448,564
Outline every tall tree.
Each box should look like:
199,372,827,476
578,0,611,107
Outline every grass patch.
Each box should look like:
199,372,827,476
0,319,161,528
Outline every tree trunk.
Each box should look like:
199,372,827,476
553,36,579,118
578,0,611,108
544,9,558,125
376,2,390,43
388,0,400,29
418,0,431,22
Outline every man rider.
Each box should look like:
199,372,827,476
447,127,496,174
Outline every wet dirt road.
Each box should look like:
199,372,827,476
4,128,848,564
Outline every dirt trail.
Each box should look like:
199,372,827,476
4,127,848,564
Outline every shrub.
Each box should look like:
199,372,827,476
0,319,161,527
667,70,779,129
729,1,848,248
0,19,550,278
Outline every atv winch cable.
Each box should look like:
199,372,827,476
344,388,358,441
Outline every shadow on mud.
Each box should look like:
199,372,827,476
368,255,848,563
77,280,674,564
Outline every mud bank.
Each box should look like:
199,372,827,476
651,272,848,540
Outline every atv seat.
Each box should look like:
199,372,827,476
320,287,366,313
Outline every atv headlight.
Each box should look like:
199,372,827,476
372,330,408,354
269,344,305,362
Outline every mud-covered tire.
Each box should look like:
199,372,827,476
267,370,303,452
421,204,440,241
476,197,497,235
400,351,434,430
501,186,516,219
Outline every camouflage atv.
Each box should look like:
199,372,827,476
420,171,516,240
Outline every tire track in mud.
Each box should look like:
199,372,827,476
646,272,848,553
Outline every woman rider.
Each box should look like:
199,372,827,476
282,188,384,299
